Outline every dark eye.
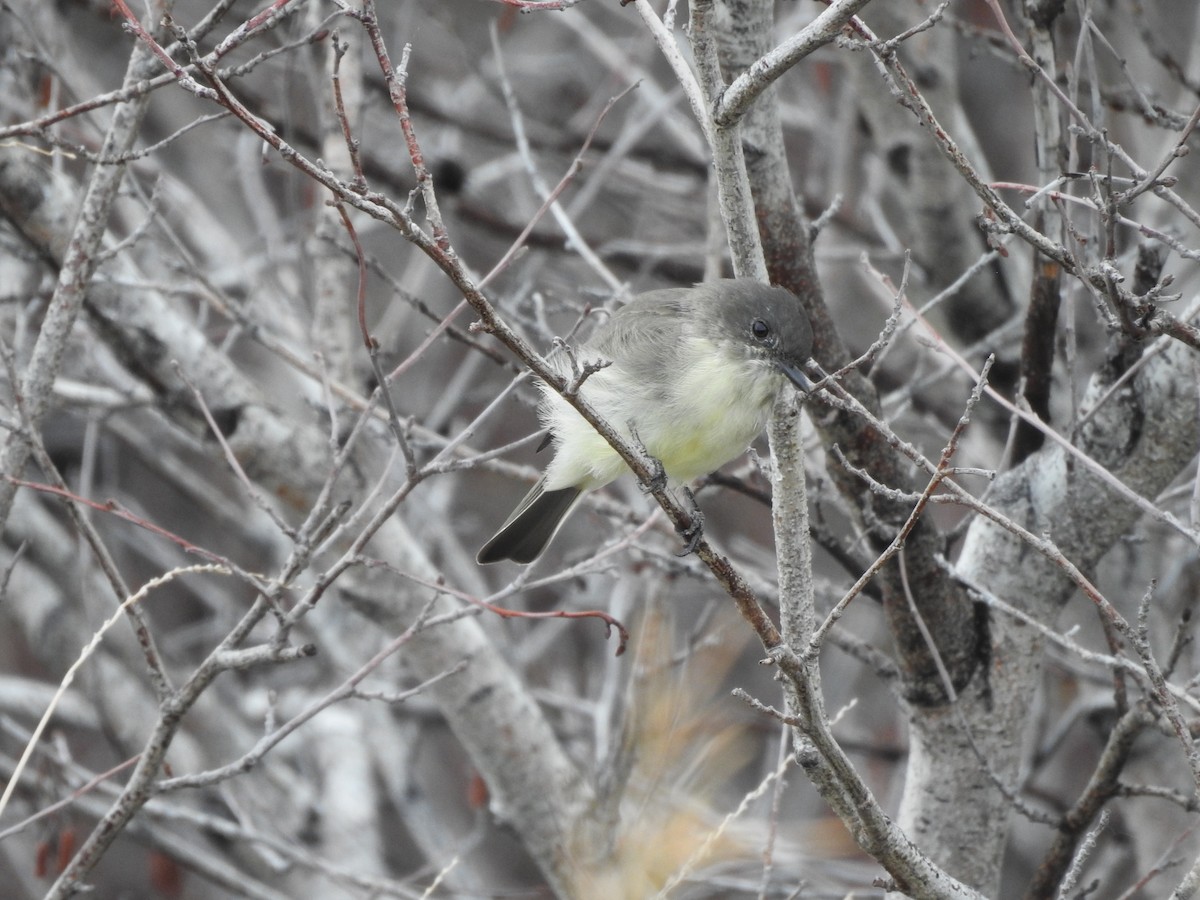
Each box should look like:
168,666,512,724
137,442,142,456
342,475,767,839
751,318,771,341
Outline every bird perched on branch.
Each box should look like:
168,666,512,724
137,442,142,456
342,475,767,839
478,278,815,565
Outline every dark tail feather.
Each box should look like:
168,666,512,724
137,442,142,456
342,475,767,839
476,480,582,565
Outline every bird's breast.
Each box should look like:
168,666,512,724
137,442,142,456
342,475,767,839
538,335,784,490
645,337,782,482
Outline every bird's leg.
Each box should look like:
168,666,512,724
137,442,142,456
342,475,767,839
625,424,699,552
644,455,668,493
674,485,704,556
628,424,668,493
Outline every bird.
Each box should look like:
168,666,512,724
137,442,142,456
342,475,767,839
477,279,814,565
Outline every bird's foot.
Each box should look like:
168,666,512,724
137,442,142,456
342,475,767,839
629,424,668,493
675,486,704,556
644,455,668,493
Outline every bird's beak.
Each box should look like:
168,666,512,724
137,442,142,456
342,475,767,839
778,359,817,393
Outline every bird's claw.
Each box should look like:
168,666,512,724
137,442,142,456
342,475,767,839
628,424,668,493
644,456,668,493
674,486,703,556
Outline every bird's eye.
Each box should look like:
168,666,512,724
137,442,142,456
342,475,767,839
751,318,771,341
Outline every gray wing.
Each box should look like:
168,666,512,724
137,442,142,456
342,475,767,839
582,289,694,391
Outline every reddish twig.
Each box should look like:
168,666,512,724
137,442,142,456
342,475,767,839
363,560,631,656
6,476,241,571
486,0,587,9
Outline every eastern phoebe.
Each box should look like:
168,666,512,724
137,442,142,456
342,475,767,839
477,279,814,564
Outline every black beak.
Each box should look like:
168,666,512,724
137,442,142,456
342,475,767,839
779,359,817,393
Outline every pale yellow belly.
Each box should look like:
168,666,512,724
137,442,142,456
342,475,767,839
541,344,782,490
